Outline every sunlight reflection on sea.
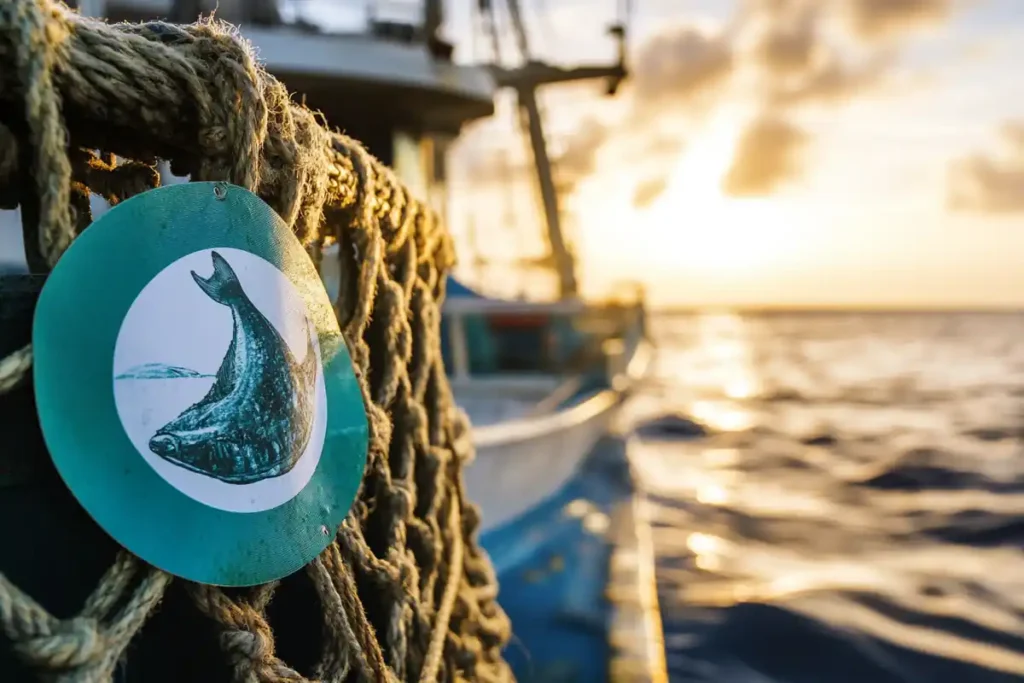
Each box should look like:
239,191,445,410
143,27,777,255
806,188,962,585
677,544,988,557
633,312,1024,682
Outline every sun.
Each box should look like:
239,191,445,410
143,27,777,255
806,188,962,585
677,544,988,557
572,109,810,301
638,111,803,277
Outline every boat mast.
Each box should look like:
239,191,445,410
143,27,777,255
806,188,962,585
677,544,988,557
486,0,627,300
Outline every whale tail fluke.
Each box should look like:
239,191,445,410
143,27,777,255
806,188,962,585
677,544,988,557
191,251,244,305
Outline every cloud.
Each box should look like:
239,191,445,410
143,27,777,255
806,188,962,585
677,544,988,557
752,1,824,74
455,115,620,194
841,0,953,40
723,115,809,196
948,121,1024,214
722,0,911,192
555,116,611,190
453,112,621,198
1001,121,1024,151
545,25,732,198
458,0,962,211
770,51,893,105
632,176,669,208
631,26,736,111
747,0,897,105
455,140,525,185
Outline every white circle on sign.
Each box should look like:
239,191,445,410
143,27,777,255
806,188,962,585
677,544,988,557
112,247,328,513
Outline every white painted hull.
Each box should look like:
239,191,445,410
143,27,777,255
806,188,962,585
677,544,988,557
464,388,623,533
461,338,653,533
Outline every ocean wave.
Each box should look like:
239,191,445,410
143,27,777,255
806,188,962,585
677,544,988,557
645,313,1024,682
115,363,213,380
636,413,710,440
853,448,1024,493
916,510,1024,548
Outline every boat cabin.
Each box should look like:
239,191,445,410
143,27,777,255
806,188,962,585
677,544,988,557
440,278,646,384
37,1,642,392
74,0,496,228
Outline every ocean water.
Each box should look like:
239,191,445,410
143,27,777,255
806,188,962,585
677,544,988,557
630,312,1024,683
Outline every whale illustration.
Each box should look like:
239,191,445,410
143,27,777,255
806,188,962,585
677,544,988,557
148,251,319,484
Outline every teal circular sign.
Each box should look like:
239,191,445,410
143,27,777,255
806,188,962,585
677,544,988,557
33,182,369,586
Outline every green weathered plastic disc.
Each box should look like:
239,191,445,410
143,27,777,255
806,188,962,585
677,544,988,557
33,182,368,586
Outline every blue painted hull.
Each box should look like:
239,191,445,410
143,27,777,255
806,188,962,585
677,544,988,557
480,436,637,682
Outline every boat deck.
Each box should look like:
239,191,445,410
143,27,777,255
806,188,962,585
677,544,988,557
478,435,669,682
608,495,668,683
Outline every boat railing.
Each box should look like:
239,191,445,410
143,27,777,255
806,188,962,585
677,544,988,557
442,298,588,316
603,337,627,382
616,329,654,392
442,298,586,380
472,387,619,449
442,294,648,381
525,375,585,417
469,324,652,450
449,373,561,397
368,0,425,26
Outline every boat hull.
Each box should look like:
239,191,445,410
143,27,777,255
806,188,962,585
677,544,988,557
455,338,660,681
461,335,652,534
464,388,623,533
443,284,660,680
478,436,665,683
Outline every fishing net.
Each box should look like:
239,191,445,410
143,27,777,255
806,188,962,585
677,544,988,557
0,2,513,681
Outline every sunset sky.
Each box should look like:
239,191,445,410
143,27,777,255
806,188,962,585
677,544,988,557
439,0,1024,308
3,0,1023,309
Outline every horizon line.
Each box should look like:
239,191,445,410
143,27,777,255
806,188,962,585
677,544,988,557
649,304,1024,314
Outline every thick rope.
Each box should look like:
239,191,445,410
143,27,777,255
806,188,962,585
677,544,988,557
0,2,512,681
418,495,463,683
0,344,32,394
0,0,74,268
0,553,171,681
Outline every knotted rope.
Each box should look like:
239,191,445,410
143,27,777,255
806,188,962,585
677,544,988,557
0,2,512,681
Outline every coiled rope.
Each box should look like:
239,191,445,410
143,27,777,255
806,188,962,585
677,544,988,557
0,2,512,681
